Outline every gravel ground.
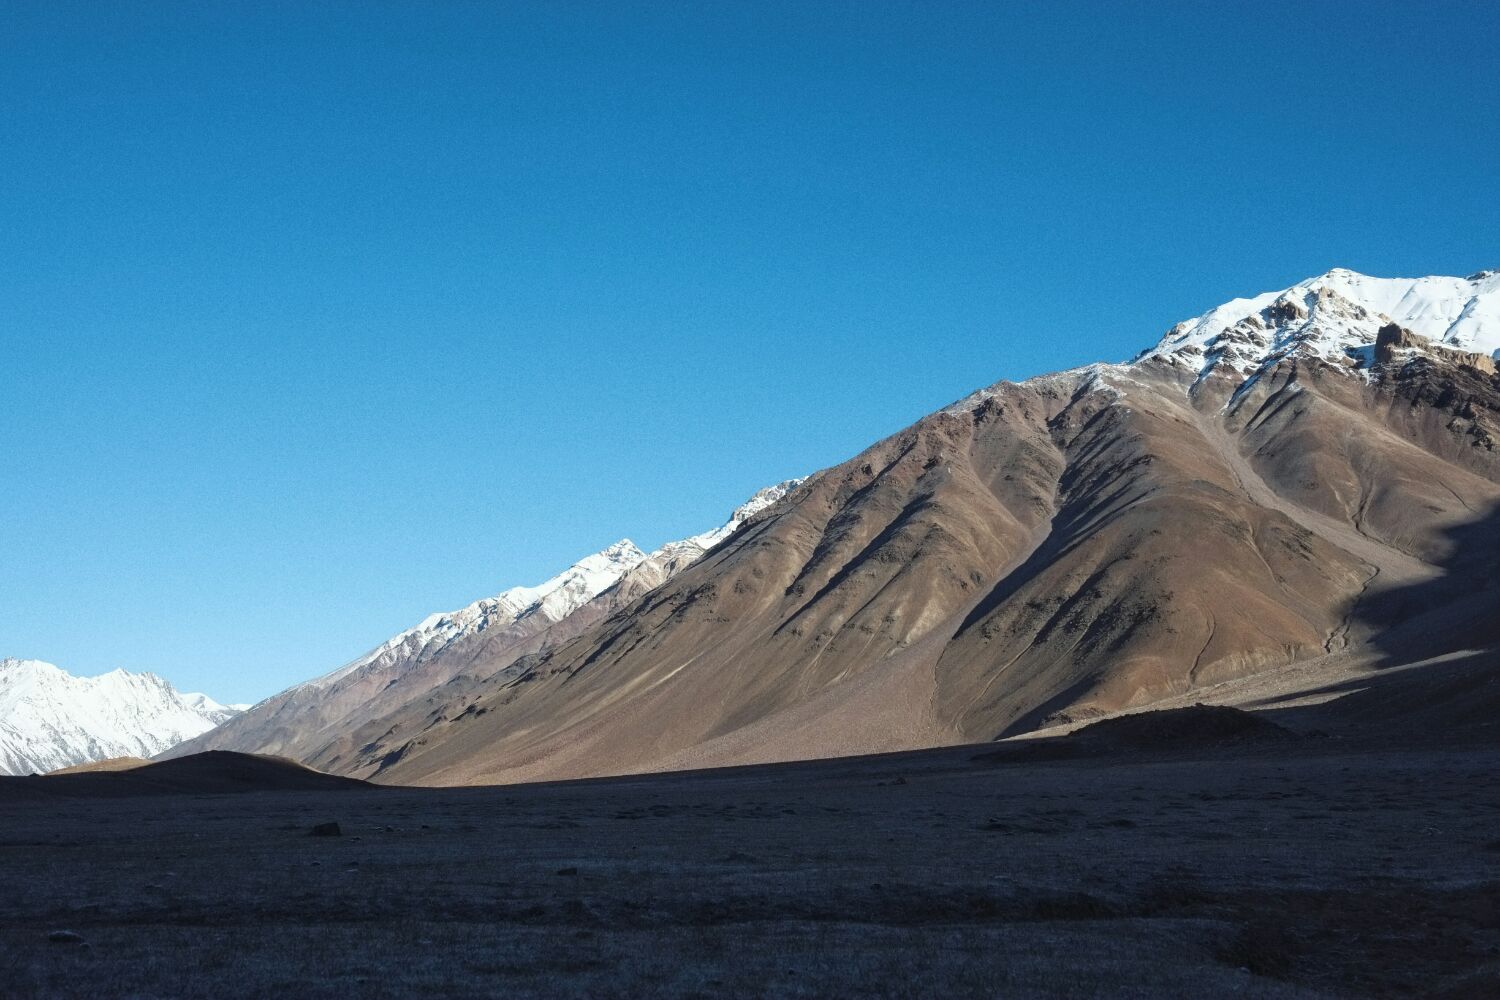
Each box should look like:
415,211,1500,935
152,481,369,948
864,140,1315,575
1,734,1497,998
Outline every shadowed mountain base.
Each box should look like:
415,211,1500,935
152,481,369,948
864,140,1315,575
0,752,368,801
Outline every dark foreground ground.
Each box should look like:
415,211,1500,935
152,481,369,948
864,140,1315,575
1,723,1497,998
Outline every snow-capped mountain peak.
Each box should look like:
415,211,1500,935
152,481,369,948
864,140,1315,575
1139,268,1500,385
179,691,247,719
0,658,243,775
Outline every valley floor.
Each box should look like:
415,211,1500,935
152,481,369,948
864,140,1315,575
1,734,1497,998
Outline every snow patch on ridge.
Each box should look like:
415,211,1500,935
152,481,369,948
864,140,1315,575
303,478,806,696
307,539,650,691
680,479,806,551
942,362,1133,415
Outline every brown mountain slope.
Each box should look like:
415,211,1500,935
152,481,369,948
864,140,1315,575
0,751,367,801
363,331,1500,785
167,488,798,770
303,562,687,775
161,541,649,764
171,271,1500,786
165,601,567,763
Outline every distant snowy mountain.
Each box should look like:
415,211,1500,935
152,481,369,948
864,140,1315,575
0,659,243,775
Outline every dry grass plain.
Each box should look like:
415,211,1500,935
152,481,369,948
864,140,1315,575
1,719,1497,998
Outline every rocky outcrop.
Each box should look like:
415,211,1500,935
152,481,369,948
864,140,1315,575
1376,322,1497,374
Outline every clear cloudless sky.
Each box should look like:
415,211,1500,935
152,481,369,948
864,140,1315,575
2,1,1497,703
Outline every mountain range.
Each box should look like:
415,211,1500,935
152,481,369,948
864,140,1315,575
0,658,243,775
164,480,803,770
26,267,1500,785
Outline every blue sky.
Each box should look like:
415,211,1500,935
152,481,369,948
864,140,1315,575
3,1,1496,703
